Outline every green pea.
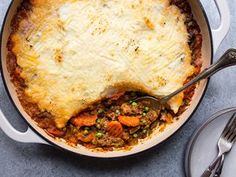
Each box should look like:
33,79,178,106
131,102,138,106
96,132,103,138
133,133,138,138
144,107,149,112
142,112,147,116
142,129,147,134
96,118,101,123
96,124,101,129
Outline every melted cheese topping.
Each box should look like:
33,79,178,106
11,0,195,128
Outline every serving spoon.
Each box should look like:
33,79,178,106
135,48,236,110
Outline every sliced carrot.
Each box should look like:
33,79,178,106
144,17,155,30
118,115,140,127
71,114,97,128
106,121,123,137
77,132,95,143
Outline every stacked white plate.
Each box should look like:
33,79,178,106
185,108,236,177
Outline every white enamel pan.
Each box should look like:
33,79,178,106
0,0,231,158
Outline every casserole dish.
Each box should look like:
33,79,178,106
0,0,230,158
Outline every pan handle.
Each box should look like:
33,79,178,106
212,0,230,53
0,109,49,144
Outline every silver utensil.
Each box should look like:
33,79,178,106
213,155,225,177
201,112,236,177
135,49,236,110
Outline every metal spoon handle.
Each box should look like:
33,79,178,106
161,48,236,103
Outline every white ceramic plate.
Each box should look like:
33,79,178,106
185,107,236,177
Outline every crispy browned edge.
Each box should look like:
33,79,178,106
6,0,202,139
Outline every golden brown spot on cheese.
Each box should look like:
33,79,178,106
54,49,63,63
144,17,155,30
57,20,65,31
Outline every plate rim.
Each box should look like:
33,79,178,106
184,107,236,177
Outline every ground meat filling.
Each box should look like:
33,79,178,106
7,0,202,150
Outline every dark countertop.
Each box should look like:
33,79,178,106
0,0,236,176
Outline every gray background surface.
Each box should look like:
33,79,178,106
0,0,236,177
